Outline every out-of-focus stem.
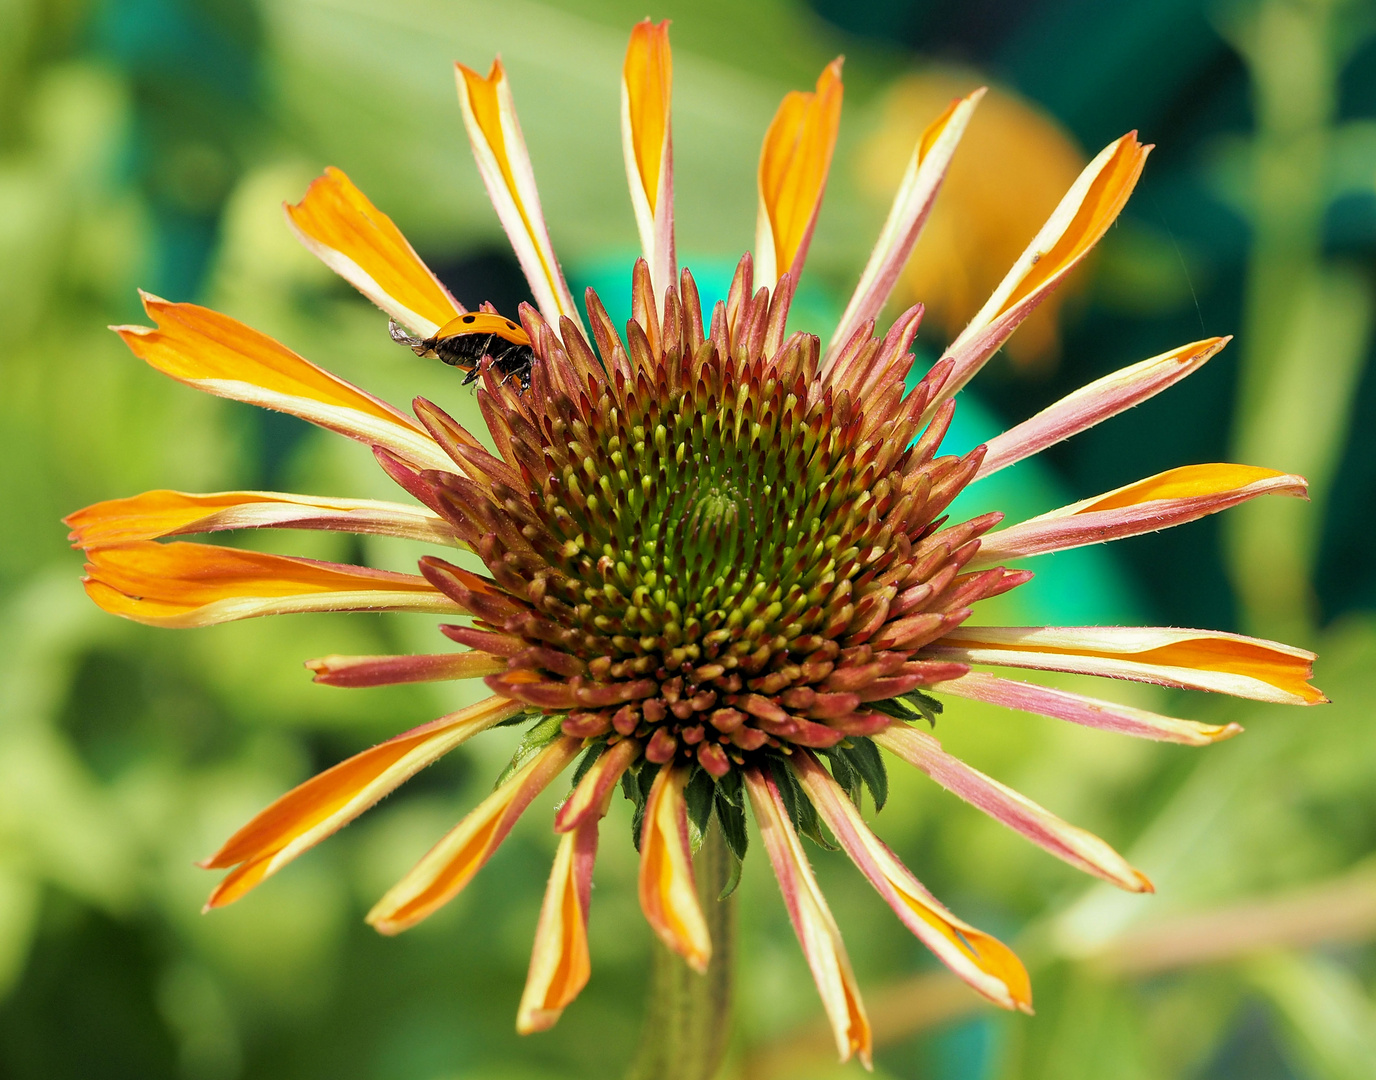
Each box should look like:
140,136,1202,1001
625,821,735,1080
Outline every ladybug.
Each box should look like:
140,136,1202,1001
390,312,534,390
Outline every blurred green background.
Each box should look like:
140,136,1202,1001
3,0,1376,1077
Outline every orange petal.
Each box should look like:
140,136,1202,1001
973,463,1308,565
518,740,626,1034
367,736,581,934
939,133,1150,401
743,765,871,1065
755,58,844,290
65,489,458,549
455,60,583,331
115,294,451,471
285,167,462,336
929,625,1325,705
621,19,676,305
83,540,459,627
637,764,711,972
554,737,641,833
794,751,1035,1009
202,695,522,909
517,824,597,1034
827,88,984,368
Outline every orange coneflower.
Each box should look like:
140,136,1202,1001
67,20,1322,1063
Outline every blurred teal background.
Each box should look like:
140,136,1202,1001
2,0,1376,1077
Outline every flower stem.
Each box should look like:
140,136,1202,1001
624,820,736,1080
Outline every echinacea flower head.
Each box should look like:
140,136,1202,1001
67,19,1324,1062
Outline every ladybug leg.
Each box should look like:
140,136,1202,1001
388,319,433,357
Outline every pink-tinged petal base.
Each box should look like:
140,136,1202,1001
793,752,1033,1011
932,671,1242,745
826,88,984,368
744,765,872,1066
202,695,523,908
972,464,1307,565
976,338,1227,480
305,651,507,688
367,736,582,935
928,625,1325,705
875,725,1152,892
638,765,712,972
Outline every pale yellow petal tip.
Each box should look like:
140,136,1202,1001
1210,721,1245,742
515,1008,560,1036
1133,870,1156,894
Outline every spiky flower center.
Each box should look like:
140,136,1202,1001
429,270,1014,779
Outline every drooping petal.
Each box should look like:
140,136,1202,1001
825,89,983,369
554,737,641,833
931,670,1241,745
517,820,598,1034
201,695,523,908
972,464,1308,566
305,651,507,688
637,764,712,973
927,625,1325,705
114,295,451,472
367,736,582,935
65,489,459,549
976,338,1227,480
284,167,462,336
518,741,629,1034
792,752,1033,1010
755,59,844,291
743,765,872,1066
936,133,1151,404
455,60,583,330
621,19,675,306
83,541,459,628
874,725,1151,892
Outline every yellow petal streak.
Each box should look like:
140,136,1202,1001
83,541,458,627
1076,463,1295,513
755,59,844,289
368,737,582,935
456,60,582,328
745,766,871,1065
114,294,449,470
285,167,461,336
65,489,456,548
518,745,626,1034
202,696,522,908
637,765,711,972
935,626,1325,705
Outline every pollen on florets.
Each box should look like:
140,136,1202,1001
410,254,1028,782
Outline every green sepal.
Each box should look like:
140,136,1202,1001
495,708,539,728
821,746,863,807
767,756,836,850
718,846,744,900
713,788,748,863
714,767,744,808
842,736,888,812
493,712,566,789
567,740,607,791
684,766,715,841
626,759,661,851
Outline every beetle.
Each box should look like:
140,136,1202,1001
389,311,534,390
